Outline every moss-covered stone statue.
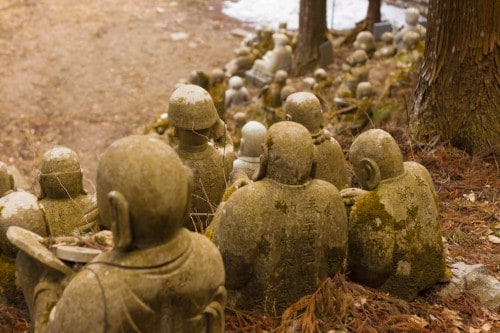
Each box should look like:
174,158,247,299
334,81,374,136
37,146,98,236
169,84,234,230
9,135,226,332
337,49,370,98
229,120,267,184
208,68,227,121
353,31,376,57
209,122,348,314
285,92,350,190
225,76,249,110
343,129,446,300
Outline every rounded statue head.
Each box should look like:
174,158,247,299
381,32,394,45
239,121,267,158
38,146,85,199
273,33,289,46
284,92,323,134
0,162,14,197
210,68,225,84
403,31,420,50
314,68,328,81
274,70,288,84
255,122,314,185
301,77,316,91
349,129,404,190
229,76,244,90
168,84,218,130
354,31,375,51
97,135,192,250
356,81,373,100
235,46,251,57
405,7,420,26
280,86,296,103
233,112,247,128
351,49,368,66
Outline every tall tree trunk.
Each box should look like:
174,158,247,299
294,0,327,75
411,0,499,154
365,0,382,32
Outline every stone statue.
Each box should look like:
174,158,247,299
224,46,255,78
10,135,226,332
284,92,350,190
246,33,292,86
337,49,369,98
343,129,446,300
353,31,376,57
374,32,397,59
394,7,426,44
37,146,98,236
208,68,227,121
0,162,14,198
230,121,266,184
188,70,210,91
259,70,288,126
334,81,374,136
168,84,234,230
225,76,249,110
209,122,348,314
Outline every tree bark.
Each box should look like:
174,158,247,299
293,0,327,75
365,0,382,33
411,0,499,154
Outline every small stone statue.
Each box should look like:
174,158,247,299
10,135,226,332
37,146,98,236
230,121,267,184
259,70,288,126
246,33,292,86
0,162,14,198
334,81,374,136
374,32,397,59
394,7,426,44
208,68,227,121
337,49,369,98
285,92,350,190
225,76,249,110
210,122,348,314
353,31,376,57
224,46,255,78
168,84,234,230
188,70,210,91
343,129,446,300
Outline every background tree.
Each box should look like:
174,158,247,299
294,0,327,74
411,0,499,154
365,0,382,32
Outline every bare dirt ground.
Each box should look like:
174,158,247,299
0,0,241,191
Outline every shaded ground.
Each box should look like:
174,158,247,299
0,1,498,332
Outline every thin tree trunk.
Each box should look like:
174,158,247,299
294,0,327,75
366,0,382,33
411,0,499,154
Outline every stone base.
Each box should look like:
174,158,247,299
245,69,272,88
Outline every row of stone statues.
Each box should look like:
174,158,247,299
1,82,446,331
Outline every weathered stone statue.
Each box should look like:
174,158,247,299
395,7,426,44
210,121,348,314
337,49,369,98
188,69,210,91
246,33,292,86
225,76,249,110
10,135,226,332
224,46,255,78
259,70,288,126
285,92,350,190
353,31,376,57
374,32,397,59
334,81,374,136
208,68,227,121
169,84,234,230
0,162,14,198
230,121,266,184
37,146,98,236
343,129,446,300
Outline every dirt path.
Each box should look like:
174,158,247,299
0,0,242,191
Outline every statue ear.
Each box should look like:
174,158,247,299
360,158,381,190
108,191,132,250
253,147,268,181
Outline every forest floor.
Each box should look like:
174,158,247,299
0,0,498,332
